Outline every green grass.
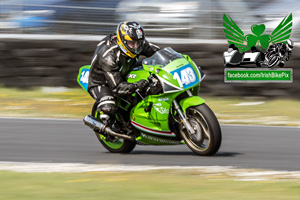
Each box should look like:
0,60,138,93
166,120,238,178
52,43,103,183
1,88,300,198
0,87,93,119
205,97,300,126
0,87,300,126
1,170,300,200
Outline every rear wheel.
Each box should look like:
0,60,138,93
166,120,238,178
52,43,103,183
91,102,136,153
180,104,222,156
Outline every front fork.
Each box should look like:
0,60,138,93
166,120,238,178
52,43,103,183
173,91,195,135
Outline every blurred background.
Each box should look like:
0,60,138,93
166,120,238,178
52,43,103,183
0,0,299,39
0,0,299,98
1,2,300,196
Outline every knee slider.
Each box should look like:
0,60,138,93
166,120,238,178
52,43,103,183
97,96,116,115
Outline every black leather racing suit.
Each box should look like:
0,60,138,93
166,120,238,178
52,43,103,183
88,33,160,117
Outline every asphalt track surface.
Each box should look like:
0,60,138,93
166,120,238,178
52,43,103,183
0,118,299,171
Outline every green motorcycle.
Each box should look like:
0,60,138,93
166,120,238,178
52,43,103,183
78,47,222,156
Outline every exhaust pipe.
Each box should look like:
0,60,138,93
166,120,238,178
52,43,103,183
83,115,134,141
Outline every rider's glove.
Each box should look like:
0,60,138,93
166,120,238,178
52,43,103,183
134,79,149,91
116,82,136,95
116,79,149,96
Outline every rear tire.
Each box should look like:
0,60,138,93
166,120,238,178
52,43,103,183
180,104,222,156
97,134,136,153
91,102,136,153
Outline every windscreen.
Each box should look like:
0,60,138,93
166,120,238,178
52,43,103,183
143,47,184,67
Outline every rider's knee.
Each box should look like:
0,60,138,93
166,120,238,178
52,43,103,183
97,96,116,116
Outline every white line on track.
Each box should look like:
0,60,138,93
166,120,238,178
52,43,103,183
0,161,231,173
1,162,300,182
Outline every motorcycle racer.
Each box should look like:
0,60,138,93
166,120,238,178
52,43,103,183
88,21,160,130
79,47,222,155
265,39,294,67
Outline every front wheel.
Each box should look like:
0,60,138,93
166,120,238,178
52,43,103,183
180,104,222,156
91,102,136,153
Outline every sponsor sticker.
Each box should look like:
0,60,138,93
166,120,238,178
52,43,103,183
136,29,143,39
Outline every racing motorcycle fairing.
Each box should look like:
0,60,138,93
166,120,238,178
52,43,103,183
77,65,91,91
127,47,206,137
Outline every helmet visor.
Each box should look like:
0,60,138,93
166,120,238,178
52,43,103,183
125,40,143,54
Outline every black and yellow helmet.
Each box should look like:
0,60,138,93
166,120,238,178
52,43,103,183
117,21,145,58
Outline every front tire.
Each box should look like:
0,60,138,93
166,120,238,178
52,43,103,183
91,102,136,153
180,104,222,156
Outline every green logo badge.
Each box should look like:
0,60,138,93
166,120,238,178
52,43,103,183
223,13,294,82
223,13,293,52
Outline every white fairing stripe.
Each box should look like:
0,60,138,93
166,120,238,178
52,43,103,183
157,75,182,93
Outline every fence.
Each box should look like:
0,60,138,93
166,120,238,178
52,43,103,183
0,0,299,40
1,38,299,98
